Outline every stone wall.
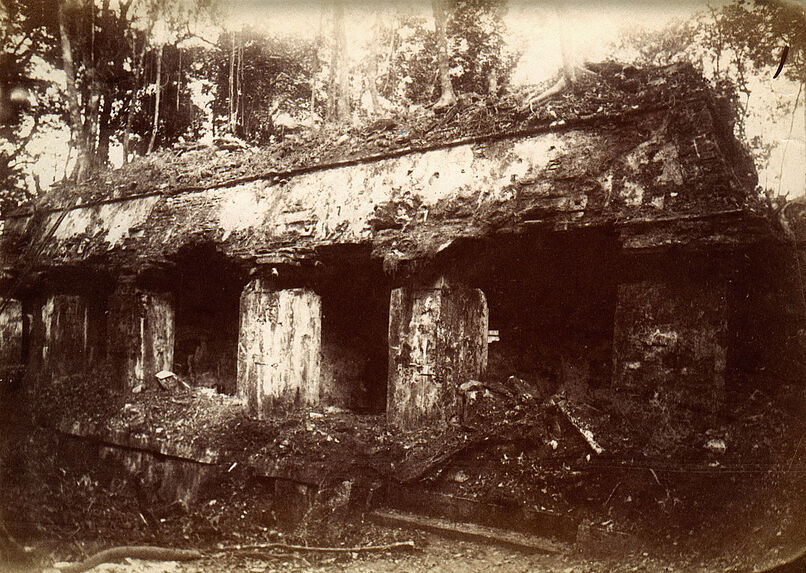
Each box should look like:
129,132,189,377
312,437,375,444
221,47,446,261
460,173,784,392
2,98,757,272
238,278,322,416
107,281,175,388
0,298,22,366
27,294,102,377
613,277,728,413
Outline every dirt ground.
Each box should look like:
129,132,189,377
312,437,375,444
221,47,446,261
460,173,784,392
3,525,804,573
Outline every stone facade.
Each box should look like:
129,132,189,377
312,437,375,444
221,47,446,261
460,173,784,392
612,277,728,413
0,65,767,437
28,294,97,376
0,298,22,366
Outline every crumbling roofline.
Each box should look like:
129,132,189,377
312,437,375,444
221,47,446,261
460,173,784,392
614,208,747,226
2,98,703,221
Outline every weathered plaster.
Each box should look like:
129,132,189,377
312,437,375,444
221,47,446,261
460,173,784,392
33,294,94,376
0,298,22,366
49,195,159,247
238,279,322,416
612,277,728,412
6,108,749,270
107,281,175,388
388,277,489,430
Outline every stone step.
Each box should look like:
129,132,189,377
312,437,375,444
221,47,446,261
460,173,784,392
380,483,579,542
370,508,571,554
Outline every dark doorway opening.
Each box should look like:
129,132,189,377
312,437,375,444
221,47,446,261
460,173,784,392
317,255,390,414
166,244,245,394
452,229,621,400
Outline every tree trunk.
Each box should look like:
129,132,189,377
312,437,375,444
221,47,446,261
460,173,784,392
237,39,244,134
81,0,105,163
123,35,149,162
95,0,115,166
57,0,92,181
176,48,181,111
228,34,236,134
524,2,590,108
311,5,325,119
146,43,163,154
335,0,350,122
96,93,113,164
326,20,337,121
326,0,350,123
555,2,578,89
431,0,456,109
366,15,382,114
382,20,399,95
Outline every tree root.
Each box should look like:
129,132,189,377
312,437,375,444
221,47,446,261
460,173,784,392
53,546,203,573
522,65,600,111
220,540,416,553
524,76,568,110
50,540,414,572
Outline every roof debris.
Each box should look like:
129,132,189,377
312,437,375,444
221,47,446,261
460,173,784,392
32,62,735,211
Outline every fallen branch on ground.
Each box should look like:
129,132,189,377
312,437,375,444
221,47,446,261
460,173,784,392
552,397,605,455
220,540,415,553
53,546,203,573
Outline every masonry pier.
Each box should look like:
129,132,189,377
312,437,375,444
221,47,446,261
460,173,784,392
107,278,175,389
387,276,489,430
238,272,322,417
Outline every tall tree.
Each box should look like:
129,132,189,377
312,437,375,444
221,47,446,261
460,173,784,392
380,0,518,109
0,1,62,212
146,41,163,153
209,29,315,143
325,0,350,123
122,13,153,162
335,0,350,122
432,0,456,108
57,0,92,180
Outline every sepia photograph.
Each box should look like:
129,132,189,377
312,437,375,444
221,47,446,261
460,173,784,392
0,0,804,571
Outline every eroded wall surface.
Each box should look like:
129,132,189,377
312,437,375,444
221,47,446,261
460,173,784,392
613,278,728,413
0,298,22,366
34,295,95,376
238,279,322,417
388,278,489,430
107,282,175,388
1,99,759,273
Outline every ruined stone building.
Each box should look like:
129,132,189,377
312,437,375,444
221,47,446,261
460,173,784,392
0,63,797,444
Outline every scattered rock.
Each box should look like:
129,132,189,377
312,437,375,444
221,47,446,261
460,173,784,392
705,438,727,454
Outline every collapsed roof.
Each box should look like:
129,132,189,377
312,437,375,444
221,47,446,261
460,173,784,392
0,62,766,280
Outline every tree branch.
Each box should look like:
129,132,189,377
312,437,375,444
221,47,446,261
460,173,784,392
54,546,202,573
184,23,223,50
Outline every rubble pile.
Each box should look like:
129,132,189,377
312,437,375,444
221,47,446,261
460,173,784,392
20,364,805,542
